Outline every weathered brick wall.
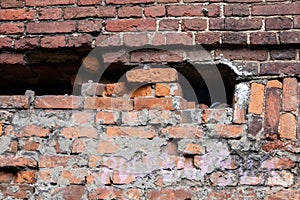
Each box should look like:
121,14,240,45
1,0,300,200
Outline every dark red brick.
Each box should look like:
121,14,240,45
250,32,277,46
279,32,300,45
252,2,300,16
27,22,76,34
224,4,249,16
0,23,24,34
105,19,156,32
225,18,262,30
159,19,179,31
118,6,142,18
182,18,207,31
222,32,247,46
38,8,62,20
64,6,116,19
265,17,293,30
14,37,39,50
195,32,220,46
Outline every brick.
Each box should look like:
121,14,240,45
27,22,76,34
0,184,34,199
166,33,193,45
112,171,135,184
265,190,300,200
41,36,65,48
0,37,12,49
23,140,39,151
202,108,232,124
144,6,165,17
167,5,220,17
26,0,75,6
232,83,249,124
209,171,238,186
14,37,39,50
280,113,296,139
97,140,119,154
19,125,50,138
155,83,182,97
270,50,296,60
159,19,179,31
239,174,263,186
118,6,142,18
260,62,300,75
39,155,70,168
224,4,249,16
151,33,165,46
102,51,128,63
121,111,147,125
107,126,155,138
81,83,105,97
267,80,282,88
0,9,35,21
1,0,23,8
123,33,149,47
130,50,183,63
252,2,300,16
280,32,300,45
250,32,277,46
61,127,98,139
265,17,292,30
131,85,153,98
105,19,156,32
282,78,298,111
105,83,128,97
183,143,205,155
0,171,14,183
58,186,85,200
96,111,119,125
146,189,193,200
38,8,62,20
78,20,102,33
209,18,224,30
64,6,116,19
222,32,247,46
225,18,262,30
67,34,93,47
62,169,86,184
261,157,296,169
135,97,186,110
215,49,268,61
195,32,220,46
160,125,203,138
264,88,281,137
78,0,101,5
82,57,101,73
84,97,133,110
106,0,155,4
0,155,37,168
0,96,29,108
266,170,293,187
0,23,24,34
15,171,35,184
87,171,110,185
34,96,82,109
248,83,265,115
71,139,87,153
126,68,178,83
208,188,257,200
182,18,207,31
294,16,300,28
210,124,244,139
95,34,121,47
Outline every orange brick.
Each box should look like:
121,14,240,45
267,80,282,88
213,124,244,138
15,170,36,184
155,83,182,97
280,113,296,139
62,169,86,184
282,78,298,111
131,85,153,98
105,82,128,97
0,155,37,168
82,56,101,73
0,171,14,183
71,112,95,124
112,171,135,184
34,96,83,109
134,97,186,110
183,143,205,155
261,157,296,169
161,125,203,138
0,96,29,108
126,68,178,83
84,97,133,110
23,140,39,151
19,125,50,137
96,111,119,124
248,83,265,114
107,126,156,138
61,127,98,139
39,155,70,168
97,140,119,154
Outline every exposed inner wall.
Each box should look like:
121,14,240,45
0,0,300,200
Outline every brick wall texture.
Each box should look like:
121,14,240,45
1,0,300,199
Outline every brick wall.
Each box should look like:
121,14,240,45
1,0,300,199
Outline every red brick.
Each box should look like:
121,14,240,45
27,21,76,34
58,186,85,200
102,51,128,63
282,78,298,111
0,23,24,34
61,127,98,139
225,18,262,30
1,0,23,8
260,62,300,75
41,36,65,48
105,82,128,97
15,170,36,184
64,6,116,19
14,37,39,50
250,32,277,46
95,34,121,47
97,140,119,154
151,33,165,46
126,68,178,83
280,113,296,139
0,172,14,183
23,140,39,151
96,111,119,124
146,189,193,200
166,33,193,45
39,155,70,168
0,96,29,108
0,9,35,20
118,6,142,18
107,126,156,138
261,157,296,169
34,96,83,109
105,19,156,32
270,50,296,60
167,5,220,17
135,97,186,110
106,0,155,4
209,171,238,186
266,170,293,187
84,97,133,110
159,19,179,31
265,190,300,200
81,83,105,96
144,5,165,17
161,125,202,138
182,18,207,31
130,50,183,63
195,32,220,46
215,49,268,61
26,0,75,6
248,83,265,114
213,124,244,139
123,33,149,47
1,184,34,199
0,155,37,168
38,8,62,20
222,32,247,46
158,0,179,2
265,17,292,30
252,2,300,16
78,20,102,33
0,37,12,49
224,4,250,16
264,88,281,137
19,125,50,138
67,34,93,47
209,18,224,30
62,169,86,184
202,108,231,124
78,0,101,5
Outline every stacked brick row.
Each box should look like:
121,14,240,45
0,67,300,199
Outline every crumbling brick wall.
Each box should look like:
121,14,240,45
0,0,300,199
